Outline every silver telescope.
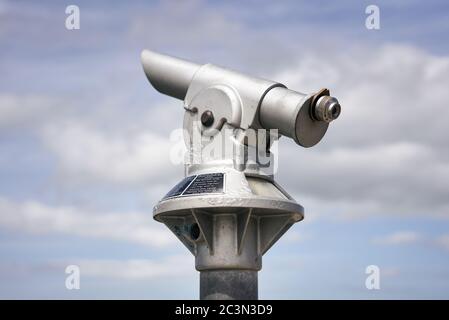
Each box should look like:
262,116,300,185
141,49,341,300
141,50,340,147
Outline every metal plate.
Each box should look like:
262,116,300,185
163,175,196,199
184,173,224,195
163,173,224,200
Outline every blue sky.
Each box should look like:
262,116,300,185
1,0,449,299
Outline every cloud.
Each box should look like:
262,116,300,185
372,232,449,252
283,141,449,218
277,44,449,149
276,44,449,219
0,94,58,130
0,92,184,186
74,255,193,279
127,0,295,73
0,197,175,248
42,123,180,185
0,254,194,281
372,231,422,245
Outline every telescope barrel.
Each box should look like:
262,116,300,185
141,50,340,147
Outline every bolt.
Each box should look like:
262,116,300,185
201,110,214,127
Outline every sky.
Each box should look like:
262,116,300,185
1,0,449,299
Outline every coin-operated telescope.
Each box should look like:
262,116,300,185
141,50,341,300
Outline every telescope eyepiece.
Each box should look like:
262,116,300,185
313,96,341,123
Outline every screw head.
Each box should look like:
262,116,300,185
201,110,214,127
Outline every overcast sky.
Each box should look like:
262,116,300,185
1,0,449,299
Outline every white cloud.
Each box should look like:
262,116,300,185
0,94,57,129
373,231,422,245
129,0,241,48
276,44,449,149
73,255,193,279
42,123,179,184
275,44,449,219
127,0,294,73
0,255,195,281
283,141,449,217
0,197,175,248
372,232,449,252
0,92,183,186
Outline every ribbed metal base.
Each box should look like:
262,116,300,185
200,270,258,300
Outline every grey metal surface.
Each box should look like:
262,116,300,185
155,170,303,259
141,50,200,100
259,86,329,147
141,49,341,147
313,96,341,123
200,270,258,300
184,63,283,131
140,49,341,300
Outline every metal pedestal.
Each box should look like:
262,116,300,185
200,270,258,300
154,169,303,300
